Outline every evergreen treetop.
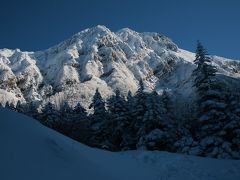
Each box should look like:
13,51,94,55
89,88,106,116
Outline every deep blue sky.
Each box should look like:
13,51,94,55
1,0,240,59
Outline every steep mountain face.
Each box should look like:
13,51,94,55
0,25,240,108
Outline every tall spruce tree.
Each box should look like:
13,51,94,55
127,79,147,149
60,102,73,121
223,90,240,158
73,102,87,121
107,89,129,150
193,41,229,158
161,90,174,121
127,91,134,105
89,88,106,121
108,89,128,122
74,102,87,115
56,102,74,136
40,102,60,128
137,91,172,150
70,102,89,143
120,90,136,150
25,101,39,120
131,79,147,128
89,88,109,149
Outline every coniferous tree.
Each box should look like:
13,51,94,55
70,102,89,143
223,90,240,158
120,90,136,150
131,79,147,130
137,91,172,150
89,88,107,123
161,90,172,117
161,89,179,141
73,102,87,120
126,79,148,149
60,102,73,121
25,101,39,119
40,102,60,128
127,90,133,106
108,89,128,121
193,41,229,158
107,89,129,150
8,100,39,120
89,88,109,149
56,102,73,135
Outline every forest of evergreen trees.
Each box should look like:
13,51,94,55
3,42,240,159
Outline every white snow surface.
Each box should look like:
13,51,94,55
1,25,240,107
1,107,240,180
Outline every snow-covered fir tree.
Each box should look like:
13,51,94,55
73,102,87,119
107,89,129,150
125,80,148,149
53,102,74,136
89,88,107,122
137,91,173,151
108,89,128,122
60,102,73,121
69,102,89,143
24,101,39,119
127,90,134,106
89,88,110,149
39,102,60,128
160,89,179,139
192,41,232,158
161,90,171,113
131,80,147,130
119,90,136,150
223,90,240,158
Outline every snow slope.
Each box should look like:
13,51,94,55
1,107,240,180
1,25,240,108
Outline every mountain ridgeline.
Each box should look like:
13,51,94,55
1,26,240,159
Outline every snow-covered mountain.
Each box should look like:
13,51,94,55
1,107,240,180
1,25,240,108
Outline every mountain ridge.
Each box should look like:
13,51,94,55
0,25,240,109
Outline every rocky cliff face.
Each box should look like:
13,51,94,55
1,25,240,108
